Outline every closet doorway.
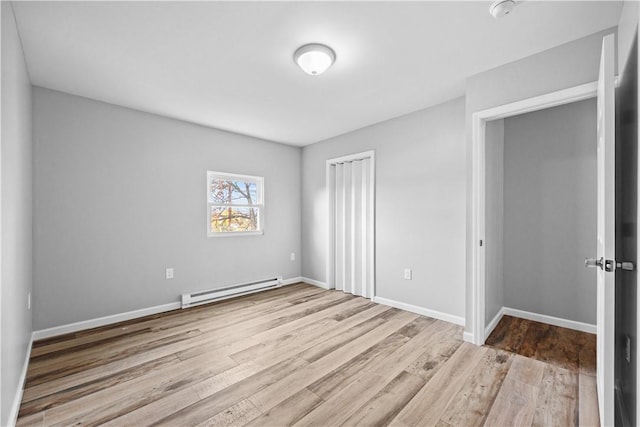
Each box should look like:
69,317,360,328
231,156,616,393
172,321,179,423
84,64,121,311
326,151,375,298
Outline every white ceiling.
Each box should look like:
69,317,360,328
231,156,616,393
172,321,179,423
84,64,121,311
12,1,622,146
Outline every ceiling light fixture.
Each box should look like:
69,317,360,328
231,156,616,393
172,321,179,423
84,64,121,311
489,0,516,18
294,43,336,76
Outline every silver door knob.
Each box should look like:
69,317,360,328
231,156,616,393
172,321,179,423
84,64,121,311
585,257,604,269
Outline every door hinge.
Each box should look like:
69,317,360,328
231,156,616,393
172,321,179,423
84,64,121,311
479,240,483,247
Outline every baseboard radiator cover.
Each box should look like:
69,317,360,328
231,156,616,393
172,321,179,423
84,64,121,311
181,276,283,308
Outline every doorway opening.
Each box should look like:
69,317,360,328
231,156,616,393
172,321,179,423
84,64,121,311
468,81,599,346
470,34,618,426
468,80,610,423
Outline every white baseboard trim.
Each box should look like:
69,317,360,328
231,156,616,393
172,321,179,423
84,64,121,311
33,301,182,341
281,276,303,286
8,332,34,427
372,296,465,326
484,307,506,340
33,277,306,340
301,277,331,289
463,331,475,343
503,307,596,334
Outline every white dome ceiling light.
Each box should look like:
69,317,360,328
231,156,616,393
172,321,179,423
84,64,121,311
294,43,336,76
489,0,516,18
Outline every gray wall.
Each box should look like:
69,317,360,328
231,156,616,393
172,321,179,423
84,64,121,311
302,97,466,319
504,99,597,324
464,28,616,335
1,2,33,425
484,119,504,325
33,88,301,330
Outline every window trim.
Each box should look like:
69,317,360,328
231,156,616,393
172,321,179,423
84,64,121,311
206,171,264,237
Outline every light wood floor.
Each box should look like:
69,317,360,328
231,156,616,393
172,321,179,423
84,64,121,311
17,283,599,426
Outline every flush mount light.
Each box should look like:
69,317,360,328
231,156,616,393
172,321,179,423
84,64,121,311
294,43,336,76
489,0,516,18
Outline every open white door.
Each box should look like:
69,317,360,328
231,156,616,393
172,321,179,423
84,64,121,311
594,33,615,427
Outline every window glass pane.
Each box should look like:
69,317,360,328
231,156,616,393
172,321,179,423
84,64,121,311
210,206,259,232
209,179,258,205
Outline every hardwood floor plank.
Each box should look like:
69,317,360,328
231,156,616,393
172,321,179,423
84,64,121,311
532,364,579,427
150,356,310,426
296,307,396,364
578,373,600,426
439,348,513,426
248,310,418,413
296,321,461,427
26,329,203,386
229,297,377,365
485,316,530,353
483,354,546,427
172,291,354,361
527,323,580,371
305,317,442,401
578,333,597,376
15,411,44,427
251,304,391,367
244,388,324,426
483,378,538,427
23,332,219,402
389,342,488,427
340,370,426,426
175,297,383,370
194,399,262,427
295,373,388,427
506,354,546,387
18,353,180,417
104,357,307,426
308,331,411,399
40,354,238,426
404,332,462,382
102,388,202,427
30,327,154,362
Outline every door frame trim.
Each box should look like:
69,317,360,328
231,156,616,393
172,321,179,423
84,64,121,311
468,81,598,346
326,150,376,298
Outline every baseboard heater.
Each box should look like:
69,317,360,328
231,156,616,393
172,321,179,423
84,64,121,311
181,276,283,309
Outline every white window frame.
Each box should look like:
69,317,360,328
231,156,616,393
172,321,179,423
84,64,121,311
206,171,264,237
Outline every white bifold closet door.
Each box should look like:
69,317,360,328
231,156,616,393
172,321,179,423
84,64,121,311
332,157,372,298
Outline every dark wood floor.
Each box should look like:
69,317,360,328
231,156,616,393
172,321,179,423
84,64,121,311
485,315,597,375
17,284,599,426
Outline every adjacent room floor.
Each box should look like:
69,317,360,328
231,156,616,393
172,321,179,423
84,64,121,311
17,284,599,426
485,315,597,374
485,314,599,425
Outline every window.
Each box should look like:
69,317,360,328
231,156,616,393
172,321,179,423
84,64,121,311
207,171,264,236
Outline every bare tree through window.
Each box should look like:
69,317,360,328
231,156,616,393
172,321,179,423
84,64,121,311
207,172,263,235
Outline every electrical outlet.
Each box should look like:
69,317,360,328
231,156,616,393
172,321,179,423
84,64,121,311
166,268,174,279
27,292,31,310
290,252,296,261
404,268,412,280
